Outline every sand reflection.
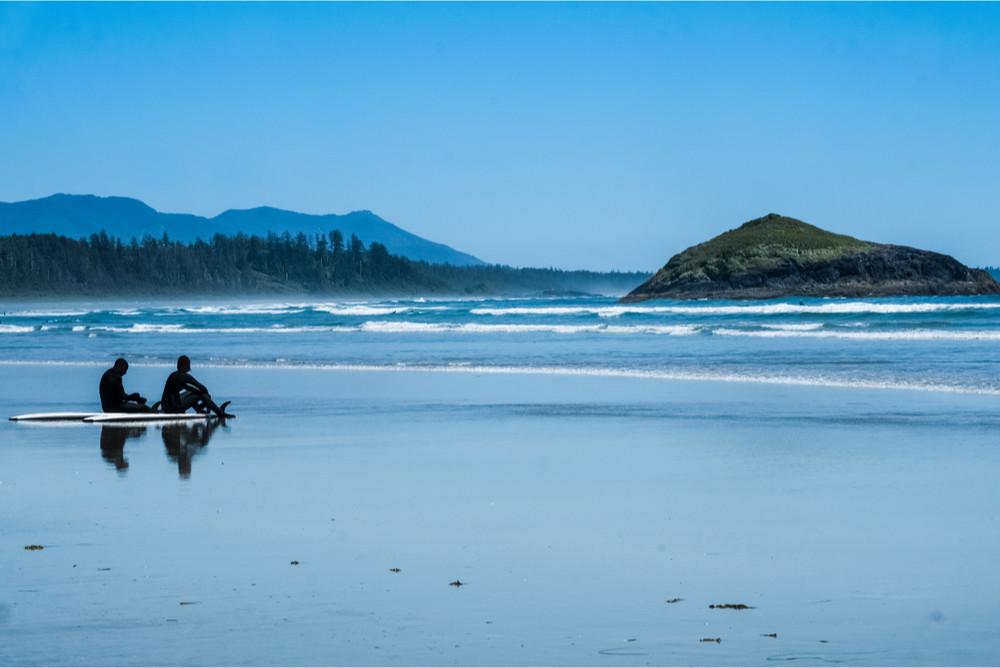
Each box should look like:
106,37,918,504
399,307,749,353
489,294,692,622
99,420,222,477
99,425,147,472
162,420,221,479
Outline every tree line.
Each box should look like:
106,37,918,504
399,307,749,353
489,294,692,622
0,230,646,297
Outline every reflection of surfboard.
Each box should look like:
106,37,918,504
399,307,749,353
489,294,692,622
9,412,102,422
84,413,218,423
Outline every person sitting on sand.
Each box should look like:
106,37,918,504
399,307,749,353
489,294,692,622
99,358,157,413
160,355,232,418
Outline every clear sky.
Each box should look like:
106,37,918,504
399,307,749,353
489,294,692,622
2,2,999,271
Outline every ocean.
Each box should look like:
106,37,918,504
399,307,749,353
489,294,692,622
3,295,1000,666
4,295,1000,392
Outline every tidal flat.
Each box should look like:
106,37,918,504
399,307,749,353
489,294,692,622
3,363,1000,666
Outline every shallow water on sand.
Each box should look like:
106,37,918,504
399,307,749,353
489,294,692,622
3,364,1000,666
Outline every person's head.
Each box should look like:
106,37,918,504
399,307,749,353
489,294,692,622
113,358,129,375
177,355,191,372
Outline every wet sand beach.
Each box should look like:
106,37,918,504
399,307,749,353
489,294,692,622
3,363,1000,666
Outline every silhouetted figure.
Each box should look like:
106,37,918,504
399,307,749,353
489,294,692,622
160,355,231,418
99,358,157,413
162,420,219,479
99,424,147,473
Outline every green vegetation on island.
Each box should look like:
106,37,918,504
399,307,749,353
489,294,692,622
0,230,645,298
622,213,1000,302
666,214,877,278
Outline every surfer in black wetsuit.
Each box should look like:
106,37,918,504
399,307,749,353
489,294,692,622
160,355,232,418
99,358,157,413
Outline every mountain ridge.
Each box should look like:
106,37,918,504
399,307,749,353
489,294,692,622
0,194,484,266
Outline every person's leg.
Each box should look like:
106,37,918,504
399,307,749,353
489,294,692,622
178,390,231,418
118,401,156,414
196,393,226,418
175,391,203,413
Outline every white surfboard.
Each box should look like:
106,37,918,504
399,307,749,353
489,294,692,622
84,413,218,423
9,412,102,422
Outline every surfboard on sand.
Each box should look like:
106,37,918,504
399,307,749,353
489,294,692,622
10,411,232,422
84,413,218,423
9,412,102,422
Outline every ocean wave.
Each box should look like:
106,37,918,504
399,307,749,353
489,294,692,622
179,304,308,316
8,318,997,341
81,324,354,334
760,323,824,331
1,309,90,318
314,304,453,316
470,301,1000,318
177,302,452,317
358,321,701,335
713,327,1000,341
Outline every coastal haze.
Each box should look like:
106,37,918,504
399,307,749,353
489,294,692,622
3,3,1000,668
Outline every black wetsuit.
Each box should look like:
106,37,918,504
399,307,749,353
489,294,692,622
99,368,132,412
160,370,210,413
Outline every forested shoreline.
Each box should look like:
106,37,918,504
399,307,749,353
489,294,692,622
0,231,647,298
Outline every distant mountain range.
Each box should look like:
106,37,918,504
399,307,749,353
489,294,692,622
0,194,485,266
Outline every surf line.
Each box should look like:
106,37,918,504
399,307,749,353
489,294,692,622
2,359,995,396
229,361,1000,396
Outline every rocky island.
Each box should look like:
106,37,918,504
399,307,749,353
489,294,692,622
621,214,1000,302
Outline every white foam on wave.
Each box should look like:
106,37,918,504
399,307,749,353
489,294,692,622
84,324,354,334
471,301,1000,318
358,321,700,335
471,306,631,318
315,305,421,317
181,301,460,317
714,327,1000,341
1,309,90,318
0,324,35,333
312,303,454,318
17,318,994,341
181,304,307,316
760,323,824,331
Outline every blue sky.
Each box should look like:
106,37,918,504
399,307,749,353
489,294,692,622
2,2,999,271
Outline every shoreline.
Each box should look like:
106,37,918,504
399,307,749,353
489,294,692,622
2,358,1000,397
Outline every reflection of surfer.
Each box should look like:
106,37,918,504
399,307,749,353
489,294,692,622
160,356,232,418
162,419,219,479
99,425,147,472
100,358,157,413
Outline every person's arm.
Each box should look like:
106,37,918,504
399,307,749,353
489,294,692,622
183,373,209,395
110,377,129,405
